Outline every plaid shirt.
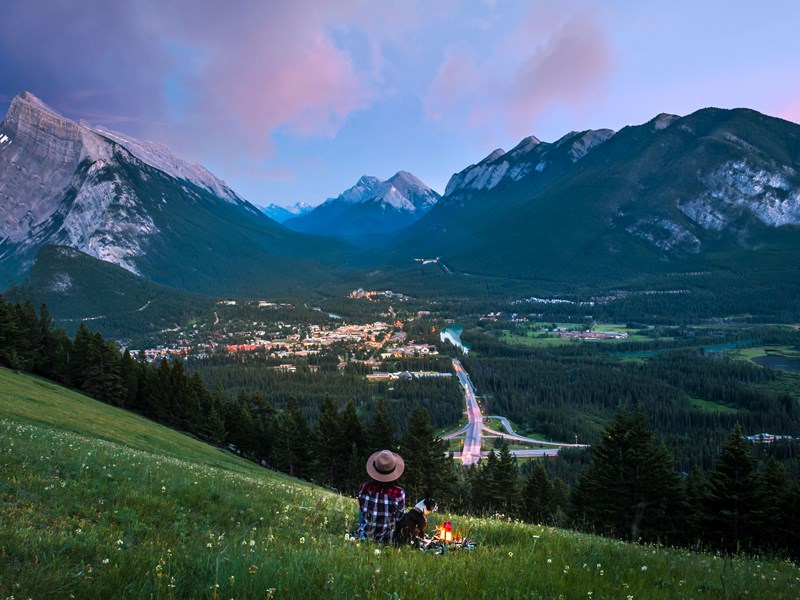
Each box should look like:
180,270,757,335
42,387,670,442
357,481,406,543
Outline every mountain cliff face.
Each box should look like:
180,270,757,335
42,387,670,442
0,92,349,294
284,171,440,241
392,108,800,284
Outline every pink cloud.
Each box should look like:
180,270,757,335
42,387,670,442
1,0,377,163
505,10,612,132
150,1,371,158
422,2,613,139
423,45,481,122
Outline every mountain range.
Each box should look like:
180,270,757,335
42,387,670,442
2,90,800,320
284,171,440,243
385,108,800,287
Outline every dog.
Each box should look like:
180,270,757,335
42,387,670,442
395,498,438,547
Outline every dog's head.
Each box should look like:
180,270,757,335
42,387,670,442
414,498,438,515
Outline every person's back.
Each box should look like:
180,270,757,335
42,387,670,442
356,450,406,543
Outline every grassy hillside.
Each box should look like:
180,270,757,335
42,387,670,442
2,367,799,599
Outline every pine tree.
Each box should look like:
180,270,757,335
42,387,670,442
0,295,21,370
523,460,553,523
314,395,344,485
758,459,790,552
272,396,313,479
399,406,454,503
493,442,522,517
575,405,682,542
703,424,760,553
368,397,396,452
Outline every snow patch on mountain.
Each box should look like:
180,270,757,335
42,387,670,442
680,160,800,229
312,172,437,213
47,271,73,293
625,217,701,252
92,126,241,204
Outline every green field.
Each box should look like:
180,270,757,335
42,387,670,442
689,397,742,414
2,367,799,598
500,323,658,347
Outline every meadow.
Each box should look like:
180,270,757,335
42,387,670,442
2,367,799,599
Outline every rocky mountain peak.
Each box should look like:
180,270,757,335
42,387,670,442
481,148,506,164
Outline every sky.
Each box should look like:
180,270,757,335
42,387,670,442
1,0,799,207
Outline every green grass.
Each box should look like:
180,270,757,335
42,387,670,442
499,323,656,347
732,345,800,360
689,397,742,414
2,367,800,599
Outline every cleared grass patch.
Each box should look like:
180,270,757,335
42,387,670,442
689,397,742,414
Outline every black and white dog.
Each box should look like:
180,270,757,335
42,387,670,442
395,498,438,547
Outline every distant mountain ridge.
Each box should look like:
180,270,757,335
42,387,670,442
391,108,800,270
4,90,800,318
260,202,313,223
284,171,440,241
0,91,351,294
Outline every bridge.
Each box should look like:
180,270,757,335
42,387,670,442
443,359,589,465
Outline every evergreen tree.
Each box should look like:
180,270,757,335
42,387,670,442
368,397,396,452
272,396,313,479
0,296,21,370
523,460,553,523
399,407,454,503
575,405,682,542
314,395,344,485
493,442,522,517
14,301,41,371
683,466,707,547
758,459,790,553
120,350,138,409
703,424,760,553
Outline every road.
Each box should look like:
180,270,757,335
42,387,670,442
444,359,588,465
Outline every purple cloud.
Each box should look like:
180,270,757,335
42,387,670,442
0,0,374,162
422,2,613,140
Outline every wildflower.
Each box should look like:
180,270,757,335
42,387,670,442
508,552,514,557
374,548,381,556
641,566,648,571
249,565,258,575
547,559,552,564
300,537,305,544
249,540,256,547
102,558,109,565
207,542,213,548
267,589,276,599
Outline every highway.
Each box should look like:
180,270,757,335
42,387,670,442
444,358,589,465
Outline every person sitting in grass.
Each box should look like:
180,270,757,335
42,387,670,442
356,449,406,544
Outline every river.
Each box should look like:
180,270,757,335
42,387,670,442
440,324,470,355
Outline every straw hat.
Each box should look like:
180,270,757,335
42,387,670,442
366,449,405,482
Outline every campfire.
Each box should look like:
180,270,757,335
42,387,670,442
422,520,476,553
435,521,458,543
